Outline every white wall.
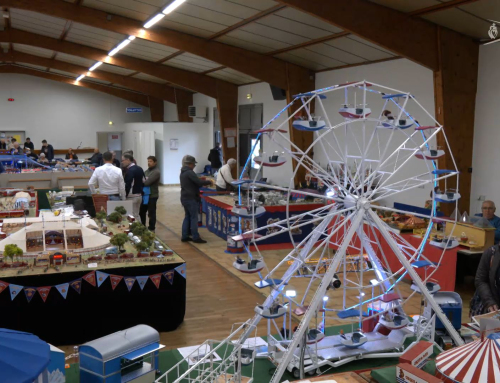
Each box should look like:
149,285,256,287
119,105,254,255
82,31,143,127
162,122,212,184
471,43,500,215
0,74,151,149
237,59,436,207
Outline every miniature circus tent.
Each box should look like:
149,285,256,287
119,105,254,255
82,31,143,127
0,218,108,252
0,328,51,383
435,333,500,383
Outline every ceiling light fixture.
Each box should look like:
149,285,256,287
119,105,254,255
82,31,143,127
76,75,85,82
163,0,186,15
143,13,165,29
89,62,103,71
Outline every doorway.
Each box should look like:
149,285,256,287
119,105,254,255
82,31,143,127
96,132,123,159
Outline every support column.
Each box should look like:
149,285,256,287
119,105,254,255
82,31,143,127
434,27,479,215
149,97,164,122
285,63,316,186
175,89,193,122
216,80,238,177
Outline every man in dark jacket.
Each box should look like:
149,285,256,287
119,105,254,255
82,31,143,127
24,138,34,151
40,139,54,161
207,143,223,174
122,154,144,217
140,156,161,232
180,155,212,243
88,148,103,167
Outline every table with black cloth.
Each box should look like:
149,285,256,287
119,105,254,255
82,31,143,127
0,262,186,345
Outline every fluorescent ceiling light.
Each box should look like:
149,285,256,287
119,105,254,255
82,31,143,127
89,62,102,71
108,48,119,57
76,75,85,82
163,0,186,15
144,13,165,28
128,35,136,41
116,39,131,50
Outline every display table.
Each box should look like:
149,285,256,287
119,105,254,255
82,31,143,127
203,195,324,248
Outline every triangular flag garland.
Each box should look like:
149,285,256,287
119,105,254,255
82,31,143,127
82,271,97,287
0,265,184,303
124,277,136,292
136,276,149,291
110,275,123,290
70,279,82,294
24,287,36,303
175,264,186,279
150,274,162,289
55,283,69,299
0,281,8,295
37,286,51,303
164,270,175,285
9,284,23,301
96,271,109,287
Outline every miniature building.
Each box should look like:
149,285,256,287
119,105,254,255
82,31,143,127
397,363,442,383
399,341,434,368
79,324,164,383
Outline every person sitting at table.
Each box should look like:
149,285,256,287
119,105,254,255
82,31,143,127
215,158,236,192
24,137,34,151
476,200,500,243
66,148,78,160
474,245,500,315
10,142,21,155
24,148,38,161
87,148,102,167
40,139,54,161
38,153,49,164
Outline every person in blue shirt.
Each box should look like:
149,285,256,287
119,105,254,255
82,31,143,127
476,200,500,243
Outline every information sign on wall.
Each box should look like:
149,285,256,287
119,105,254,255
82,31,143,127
126,107,143,113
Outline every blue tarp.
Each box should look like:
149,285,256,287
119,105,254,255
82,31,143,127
0,328,50,383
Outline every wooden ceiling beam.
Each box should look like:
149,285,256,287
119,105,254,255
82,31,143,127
0,64,151,106
275,0,439,70
409,0,480,17
1,0,312,88
0,50,178,102
0,28,223,97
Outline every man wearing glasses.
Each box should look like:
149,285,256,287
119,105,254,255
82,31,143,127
478,200,500,243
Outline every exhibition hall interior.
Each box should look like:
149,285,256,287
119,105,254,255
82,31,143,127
0,0,499,382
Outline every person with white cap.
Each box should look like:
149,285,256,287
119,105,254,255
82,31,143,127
180,155,212,243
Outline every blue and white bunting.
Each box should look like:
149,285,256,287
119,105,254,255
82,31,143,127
55,283,69,299
136,276,149,291
175,264,186,279
9,284,23,301
96,271,110,287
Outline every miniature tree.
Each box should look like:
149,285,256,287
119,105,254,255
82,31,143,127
95,210,107,227
110,233,129,252
4,244,22,263
131,222,147,237
141,230,156,249
107,211,122,223
114,206,127,215
136,241,149,252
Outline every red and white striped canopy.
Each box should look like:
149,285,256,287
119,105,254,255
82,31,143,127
435,333,500,383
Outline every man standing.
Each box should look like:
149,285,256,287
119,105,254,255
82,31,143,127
180,155,212,243
476,200,500,243
88,148,103,167
88,152,125,201
40,140,54,161
111,151,120,167
208,142,223,174
24,138,34,151
140,156,160,232
122,154,144,217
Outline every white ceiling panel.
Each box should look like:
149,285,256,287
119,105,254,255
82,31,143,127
272,7,344,35
461,0,500,23
170,3,242,27
221,0,278,11
325,37,396,61
346,35,396,56
55,52,96,68
256,14,338,41
221,29,290,52
239,23,310,46
274,51,331,71
132,72,168,83
13,44,54,58
213,67,259,83
423,8,491,39
81,0,164,21
49,68,77,77
66,23,126,52
305,43,368,65
369,0,439,13
165,52,221,72
16,62,48,71
214,34,277,53
207,70,246,85
10,8,66,39
85,77,111,85
98,63,137,76
124,38,178,62
158,13,227,37
279,47,348,69
186,0,268,19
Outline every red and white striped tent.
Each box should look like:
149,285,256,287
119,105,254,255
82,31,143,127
435,333,500,382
